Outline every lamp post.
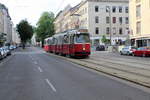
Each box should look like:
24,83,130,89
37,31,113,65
106,6,112,46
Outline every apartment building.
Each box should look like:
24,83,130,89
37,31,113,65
130,0,150,47
54,4,82,33
0,9,4,34
54,0,129,46
0,3,13,44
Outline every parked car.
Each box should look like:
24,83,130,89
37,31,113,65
9,45,14,50
3,46,11,56
120,46,137,55
0,47,6,58
0,49,3,60
2,47,7,58
132,47,150,57
13,45,17,49
96,45,105,51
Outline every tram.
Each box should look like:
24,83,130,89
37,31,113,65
44,29,91,57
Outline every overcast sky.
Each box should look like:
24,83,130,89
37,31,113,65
0,0,82,26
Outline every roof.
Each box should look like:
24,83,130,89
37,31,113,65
87,0,129,2
0,3,11,19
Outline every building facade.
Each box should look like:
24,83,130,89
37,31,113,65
54,0,129,46
129,0,150,47
0,3,13,45
12,27,20,44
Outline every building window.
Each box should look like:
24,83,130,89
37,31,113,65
95,27,99,34
95,6,99,12
136,21,141,34
119,17,123,24
125,17,129,24
125,7,129,13
126,28,129,34
136,0,141,3
119,28,123,35
136,5,141,18
112,6,116,13
113,27,116,35
106,27,110,34
106,6,110,12
106,17,110,23
112,17,116,23
119,6,122,13
95,16,99,23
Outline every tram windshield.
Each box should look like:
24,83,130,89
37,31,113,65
75,34,90,43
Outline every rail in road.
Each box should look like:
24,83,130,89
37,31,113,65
73,58,150,88
47,53,150,88
91,54,150,67
81,59,150,78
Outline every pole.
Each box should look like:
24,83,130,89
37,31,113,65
109,7,112,46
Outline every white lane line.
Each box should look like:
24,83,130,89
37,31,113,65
29,55,35,61
45,79,57,92
0,54,14,66
38,67,43,72
34,61,38,65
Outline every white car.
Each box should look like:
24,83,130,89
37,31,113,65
0,49,3,60
120,46,137,55
0,48,6,58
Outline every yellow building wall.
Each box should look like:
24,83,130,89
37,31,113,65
130,0,150,39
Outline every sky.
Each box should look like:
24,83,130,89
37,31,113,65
0,0,82,26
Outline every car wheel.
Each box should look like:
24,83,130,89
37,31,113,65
120,52,123,55
132,53,135,56
142,53,146,57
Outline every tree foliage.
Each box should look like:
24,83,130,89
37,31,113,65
101,35,110,44
36,11,55,46
16,20,33,43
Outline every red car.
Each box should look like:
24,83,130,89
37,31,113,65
133,47,150,57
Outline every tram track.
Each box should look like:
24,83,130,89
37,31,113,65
46,52,150,87
80,59,150,78
91,55,150,67
89,57,150,71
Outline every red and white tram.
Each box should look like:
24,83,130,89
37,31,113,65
44,29,91,57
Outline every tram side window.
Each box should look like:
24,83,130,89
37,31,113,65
70,35,75,44
55,38,58,45
48,39,50,45
52,38,55,45
44,40,46,45
44,40,47,45
63,35,69,44
53,38,58,45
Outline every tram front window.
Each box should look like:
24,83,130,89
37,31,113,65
75,34,90,43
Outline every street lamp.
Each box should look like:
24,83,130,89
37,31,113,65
106,6,112,46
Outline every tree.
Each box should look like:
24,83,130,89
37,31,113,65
101,35,110,45
16,20,33,46
36,11,55,47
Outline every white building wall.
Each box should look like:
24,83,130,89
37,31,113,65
87,1,129,45
0,9,4,34
12,28,20,44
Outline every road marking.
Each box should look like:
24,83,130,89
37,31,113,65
38,67,43,72
45,79,57,92
29,55,35,61
0,54,14,66
34,61,38,65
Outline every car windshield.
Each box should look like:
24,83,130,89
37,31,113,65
75,34,90,43
131,47,136,49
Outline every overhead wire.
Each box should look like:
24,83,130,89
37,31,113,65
55,0,66,14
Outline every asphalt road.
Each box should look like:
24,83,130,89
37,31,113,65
0,47,150,100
